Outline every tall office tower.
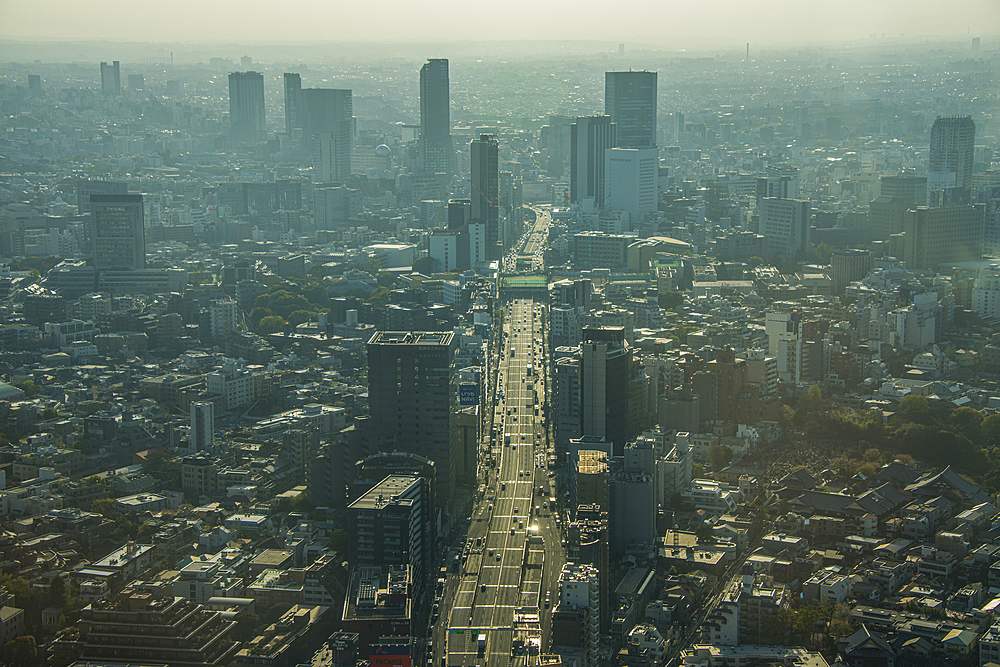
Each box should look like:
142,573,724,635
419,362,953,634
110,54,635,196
904,204,985,269
603,146,658,224
419,58,453,176
570,116,617,207
283,72,302,135
929,116,976,188
190,401,214,453
127,74,144,90
605,71,657,148
347,475,431,587
609,440,657,555
499,168,523,251
831,249,873,293
880,174,927,206
300,88,353,178
366,332,458,503
90,194,144,271
581,327,631,457
554,354,582,450
27,75,41,91
470,134,500,260
543,114,574,176
759,198,811,259
100,61,120,95
228,71,265,145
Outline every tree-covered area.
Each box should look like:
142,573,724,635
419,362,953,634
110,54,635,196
796,392,1000,491
247,271,396,335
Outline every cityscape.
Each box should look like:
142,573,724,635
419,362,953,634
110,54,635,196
0,8,998,667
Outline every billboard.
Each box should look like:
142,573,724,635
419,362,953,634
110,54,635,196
370,645,411,667
458,383,479,406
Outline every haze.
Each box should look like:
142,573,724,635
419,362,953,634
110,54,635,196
2,0,998,48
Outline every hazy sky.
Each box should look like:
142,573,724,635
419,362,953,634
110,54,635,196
2,0,998,48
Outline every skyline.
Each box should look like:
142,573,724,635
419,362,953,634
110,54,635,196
2,0,999,52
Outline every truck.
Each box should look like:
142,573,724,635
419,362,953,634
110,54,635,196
477,633,487,657
505,434,511,446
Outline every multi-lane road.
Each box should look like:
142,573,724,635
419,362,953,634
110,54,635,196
436,209,562,667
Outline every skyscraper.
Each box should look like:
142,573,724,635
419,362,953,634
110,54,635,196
190,402,214,453
605,71,657,149
759,198,811,259
100,61,120,95
581,327,631,457
603,146,658,223
366,331,458,503
470,134,500,260
90,194,144,271
300,88,353,179
570,116,616,208
929,116,976,188
419,58,453,176
283,72,302,135
228,71,265,145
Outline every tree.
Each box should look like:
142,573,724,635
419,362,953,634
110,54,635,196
367,286,391,307
897,395,931,424
747,256,765,267
657,291,684,310
250,306,273,328
1,636,36,667
797,385,824,414
232,611,263,642
256,315,286,335
709,444,732,471
12,381,40,397
412,256,441,274
48,576,65,608
376,270,397,288
287,309,315,327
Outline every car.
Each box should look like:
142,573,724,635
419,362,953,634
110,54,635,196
543,501,548,509
496,553,502,561
518,470,522,477
514,506,519,514
481,583,487,592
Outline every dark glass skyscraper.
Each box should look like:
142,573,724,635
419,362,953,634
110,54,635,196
470,134,500,260
366,331,457,502
605,71,657,148
570,115,617,207
100,61,120,95
930,116,976,188
228,71,265,145
299,88,353,181
419,58,452,176
283,72,301,135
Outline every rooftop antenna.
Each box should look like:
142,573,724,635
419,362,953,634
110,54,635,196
746,43,749,62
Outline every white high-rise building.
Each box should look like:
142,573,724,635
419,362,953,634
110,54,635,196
190,402,214,453
759,198,810,259
972,265,1000,319
209,299,238,340
765,310,803,384
560,563,600,667
604,147,658,225
207,358,255,411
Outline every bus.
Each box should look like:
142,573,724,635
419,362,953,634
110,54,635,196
526,363,532,376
